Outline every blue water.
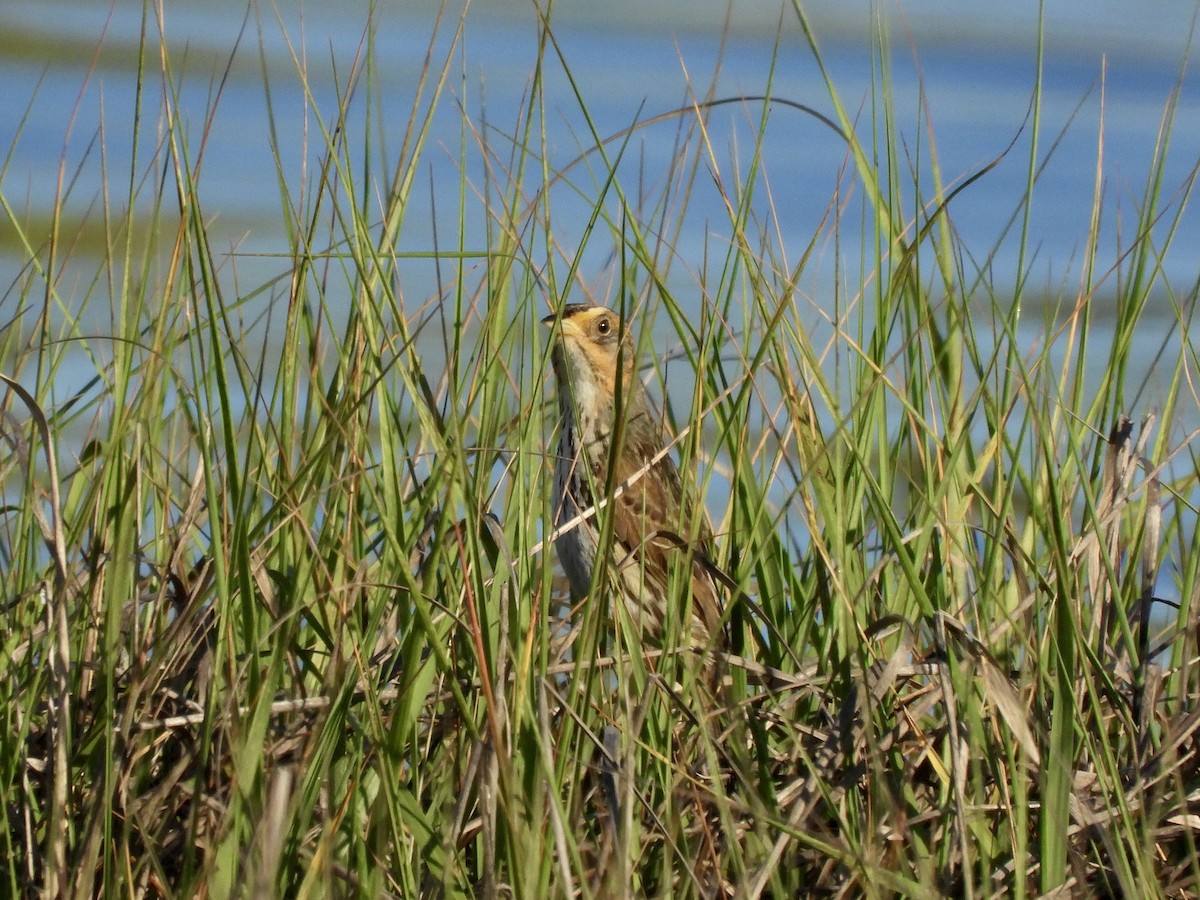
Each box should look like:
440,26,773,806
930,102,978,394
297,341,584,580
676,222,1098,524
1,1,1198,380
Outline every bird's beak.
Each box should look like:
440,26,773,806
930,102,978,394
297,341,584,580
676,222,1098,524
542,312,579,339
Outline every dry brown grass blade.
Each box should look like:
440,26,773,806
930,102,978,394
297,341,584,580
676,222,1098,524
936,613,1041,765
1086,416,1136,645
1134,422,1163,748
932,613,974,889
252,765,295,899
1,374,72,898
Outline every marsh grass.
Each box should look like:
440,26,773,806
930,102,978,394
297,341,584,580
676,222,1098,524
2,4,1199,897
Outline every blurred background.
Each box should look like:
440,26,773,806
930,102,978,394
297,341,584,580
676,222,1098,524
2,0,1198,406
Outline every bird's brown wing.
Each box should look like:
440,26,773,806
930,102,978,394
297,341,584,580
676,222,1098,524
609,431,723,641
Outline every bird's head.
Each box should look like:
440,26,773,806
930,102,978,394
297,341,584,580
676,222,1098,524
542,305,636,408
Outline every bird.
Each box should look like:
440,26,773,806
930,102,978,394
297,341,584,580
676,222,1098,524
542,303,724,651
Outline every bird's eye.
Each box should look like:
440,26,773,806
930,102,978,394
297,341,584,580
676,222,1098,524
596,317,611,336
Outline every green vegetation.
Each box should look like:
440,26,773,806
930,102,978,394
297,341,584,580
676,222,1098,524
2,4,1198,897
